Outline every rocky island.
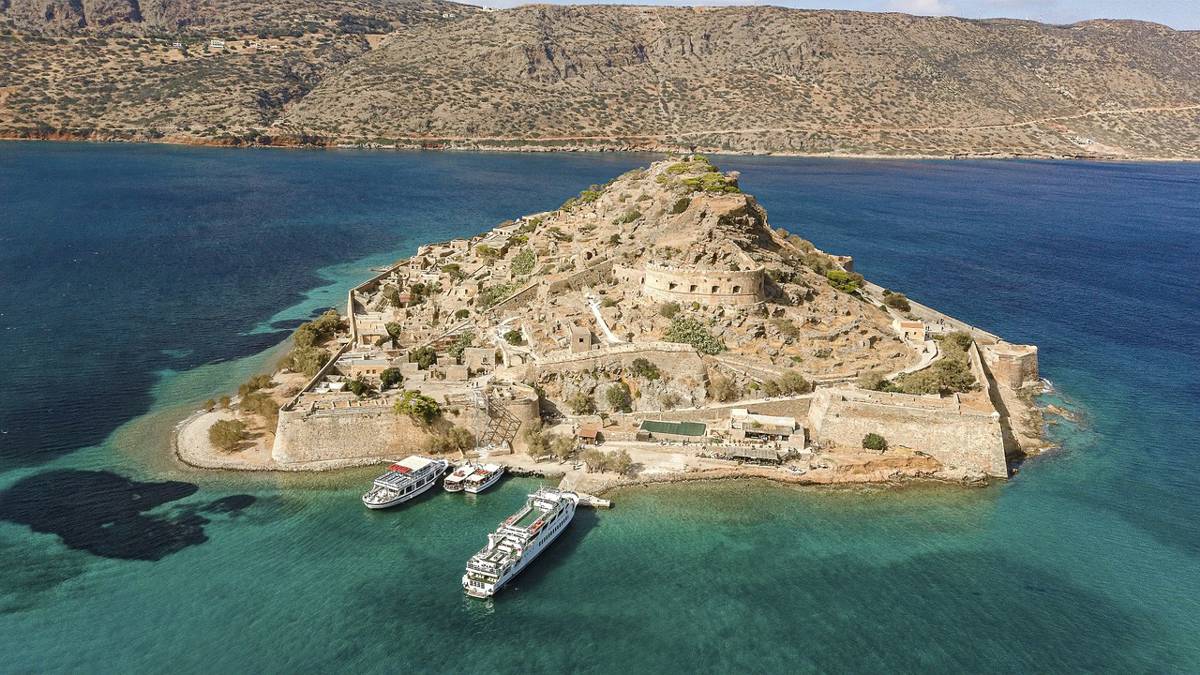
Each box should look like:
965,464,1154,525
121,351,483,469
177,156,1047,491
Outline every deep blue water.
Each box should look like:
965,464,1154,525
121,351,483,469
0,143,1197,672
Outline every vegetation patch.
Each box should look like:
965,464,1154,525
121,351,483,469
664,317,726,355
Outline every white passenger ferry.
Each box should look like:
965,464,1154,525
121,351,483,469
462,488,578,598
463,463,505,494
443,463,476,492
362,456,448,509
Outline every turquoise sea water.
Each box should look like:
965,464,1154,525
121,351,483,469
0,143,1198,672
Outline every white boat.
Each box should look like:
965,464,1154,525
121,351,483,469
462,488,578,598
463,463,505,494
362,456,448,509
443,463,476,492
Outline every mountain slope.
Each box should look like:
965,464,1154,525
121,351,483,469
3,4,1199,157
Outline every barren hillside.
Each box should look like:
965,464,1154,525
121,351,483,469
3,3,1199,157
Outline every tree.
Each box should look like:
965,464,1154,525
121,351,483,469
385,321,403,348
240,391,279,427
448,333,474,363
238,374,272,397
382,285,402,308
209,419,247,453
394,390,441,427
425,425,475,454
380,368,404,390
346,377,373,398
605,382,633,413
608,449,634,476
863,433,888,453
550,436,576,462
504,329,524,345
285,346,330,377
408,346,437,370
581,448,608,473
567,393,596,415
203,399,215,411
454,308,470,320
522,419,551,458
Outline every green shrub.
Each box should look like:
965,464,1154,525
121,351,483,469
240,391,279,427
454,308,470,319
346,377,373,398
209,419,247,453
238,374,272,397
664,317,726,355
475,244,500,260
408,346,437,370
670,197,691,214
605,382,633,412
284,346,330,377
448,333,473,363
478,283,516,309
630,357,660,380
510,249,536,276
380,367,404,390
863,433,888,452
424,425,475,454
613,209,641,225
883,292,911,312
394,390,441,426
658,302,681,319
504,329,524,345
826,269,864,293
567,393,596,415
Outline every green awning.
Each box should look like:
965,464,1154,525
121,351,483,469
639,420,707,437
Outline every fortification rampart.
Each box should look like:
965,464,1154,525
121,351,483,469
631,262,765,306
272,406,427,464
807,388,1007,477
982,342,1039,389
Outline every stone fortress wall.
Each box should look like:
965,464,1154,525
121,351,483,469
273,405,425,465
614,262,765,306
981,342,1039,389
806,388,1008,477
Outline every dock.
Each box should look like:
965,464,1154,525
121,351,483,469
576,492,613,509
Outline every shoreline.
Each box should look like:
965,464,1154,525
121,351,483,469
5,133,1200,164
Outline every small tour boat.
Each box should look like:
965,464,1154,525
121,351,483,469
463,463,505,494
444,463,477,492
362,456,448,509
